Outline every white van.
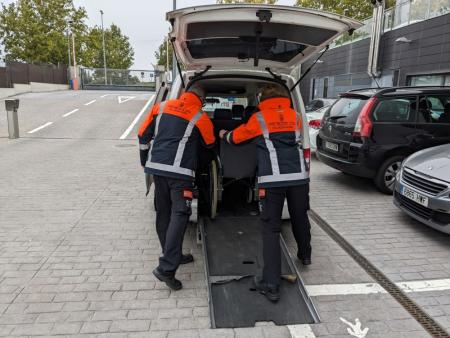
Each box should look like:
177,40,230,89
156,4,361,220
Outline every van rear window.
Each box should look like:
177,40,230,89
325,97,368,124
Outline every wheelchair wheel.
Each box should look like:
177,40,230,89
209,160,218,219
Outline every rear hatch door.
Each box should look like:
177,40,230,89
167,4,361,75
320,94,371,158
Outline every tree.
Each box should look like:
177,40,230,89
155,36,173,71
217,0,278,3
0,0,135,69
295,0,373,20
81,24,134,69
0,0,88,65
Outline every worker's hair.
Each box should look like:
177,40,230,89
187,84,206,102
259,84,289,102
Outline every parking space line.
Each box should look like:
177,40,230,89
101,94,113,98
84,100,96,106
62,109,79,117
306,283,386,296
28,122,53,134
119,94,155,140
305,279,450,297
288,324,316,338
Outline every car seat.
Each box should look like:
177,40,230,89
231,105,245,121
213,108,243,136
220,139,257,179
244,106,257,122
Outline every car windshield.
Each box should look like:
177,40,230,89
325,97,368,124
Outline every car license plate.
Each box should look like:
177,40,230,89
325,141,339,152
402,186,429,207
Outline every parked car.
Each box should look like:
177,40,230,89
305,98,336,113
316,87,450,194
307,105,331,151
394,144,450,234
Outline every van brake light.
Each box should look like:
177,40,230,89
303,148,311,171
353,97,377,138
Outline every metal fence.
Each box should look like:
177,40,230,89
0,61,68,88
80,68,157,91
331,0,450,48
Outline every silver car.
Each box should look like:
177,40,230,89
394,144,450,234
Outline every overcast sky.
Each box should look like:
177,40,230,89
1,0,296,69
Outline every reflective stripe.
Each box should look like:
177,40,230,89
173,110,203,167
295,112,303,144
226,132,232,144
139,144,150,150
258,172,309,184
148,161,195,177
256,112,280,175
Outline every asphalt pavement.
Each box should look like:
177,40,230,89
0,90,448,337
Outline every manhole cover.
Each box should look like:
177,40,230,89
115,144,135,148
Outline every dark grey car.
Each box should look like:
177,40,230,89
394,144,450,234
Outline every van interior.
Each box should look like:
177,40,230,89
189,77,293,218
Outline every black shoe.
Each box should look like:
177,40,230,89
152,268,182,291
253,276,280,302
180,253,194,265
297,252,312,266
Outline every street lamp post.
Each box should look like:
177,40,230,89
172,0,177,82
69,21,77,79
67,25,71,72
100,10,107,85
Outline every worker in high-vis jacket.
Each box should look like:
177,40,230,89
219,84,311,302
138,85,215,290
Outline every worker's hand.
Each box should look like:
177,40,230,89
219,130,227,139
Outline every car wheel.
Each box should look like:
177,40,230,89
374,156,404,194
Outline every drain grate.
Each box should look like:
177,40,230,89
309,209,450,338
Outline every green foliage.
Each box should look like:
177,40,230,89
217,0,278,4
155,36,173,70
295,0,374,20
0,0,134,69
81,24,134,69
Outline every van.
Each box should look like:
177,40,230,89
161,4,361,218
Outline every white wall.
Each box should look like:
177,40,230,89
0,82,69,99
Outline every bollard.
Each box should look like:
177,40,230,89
5,99,20,139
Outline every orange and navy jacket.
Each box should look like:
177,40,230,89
138,92,215,181
223,97,309,188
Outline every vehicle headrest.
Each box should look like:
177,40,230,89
232,105,245,120
214,109,232,120
419,99,431,110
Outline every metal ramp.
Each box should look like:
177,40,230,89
199,215,320,328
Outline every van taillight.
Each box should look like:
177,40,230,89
308,119,322,129
353,97,377,138
303,148,311,171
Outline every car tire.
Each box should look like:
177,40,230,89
374,155,404,195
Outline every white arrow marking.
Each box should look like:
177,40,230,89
340,318,369,338
118,96,135,104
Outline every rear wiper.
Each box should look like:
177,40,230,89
327,115,347,120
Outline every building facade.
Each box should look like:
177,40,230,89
300,0,450,103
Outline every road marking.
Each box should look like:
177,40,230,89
62,109,79,117
306,283,385,296
306,279,450,297
340,318,369,338
84,100,96,106
28,122,53,134
398,279,450,293
119,94,155,140
288,324,316,338
118,96,136,104
101,94,113,98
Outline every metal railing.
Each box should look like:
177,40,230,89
331,0,450,48
80,68,157,88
